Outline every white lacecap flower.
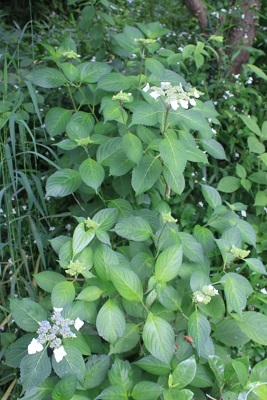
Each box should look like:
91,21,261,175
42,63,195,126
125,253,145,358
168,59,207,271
241,210,247,217
193,89,200,98
143,83,150,92
53,346,67,362
170,99,179,110
179,99,189,109
28,338,44,354
189,98,196,106
261,288,267,294
74,317,84,331
150,90,161,99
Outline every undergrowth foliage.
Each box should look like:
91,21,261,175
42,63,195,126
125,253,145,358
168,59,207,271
1,3,267,400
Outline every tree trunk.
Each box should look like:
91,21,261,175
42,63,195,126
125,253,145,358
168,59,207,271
182,0,208,32
227,0,261,75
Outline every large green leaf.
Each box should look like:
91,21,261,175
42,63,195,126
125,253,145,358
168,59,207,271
5,333,35,368
96,385,128,400
237,312,267,345
159,138,187,174
143,313,175,365
235,219,256,247
20,350,51,391
131,104,159,127
221,273,253,316
201,184,222,209
79,157,105,193
18,377,56,400
110,323,140,354
78,62,112,83
217,176,241,193
52,345,86,381
96,299,126,344
10,298,47,332
122,133,143,164
240,114,262,136
51,281,76,308
170,357,196,389
154,245,183,283
145,58,165,77
66,111,94,140
52,375,76,400
109,264,143,302
132,155,162,195
245,258,267,274
114,216,152,241
137,21,170,39
97,73,131,91
83,355,110,389
134,355,171,376
213,318,250,347
72,222,95,256
46,169,82,197
132,381,163,400
163,166,185,194
96,137,122,166
201,139,226,160
188,311,213,359
45,107,72,136
32,67,67,88
177,232,205,265
94,243,119,281
93,208,118,231
34,271,66,293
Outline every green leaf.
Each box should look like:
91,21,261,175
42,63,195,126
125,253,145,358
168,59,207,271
132,381,163,400
76,286,103,301
72,223,95,256
137,21,170,39
46,169,82,197
114,216,152,241
34,271,66,293
20,350,51,391
193,225,215,254
96,299,126,344
94,243,119,281
154,245,183,283
108,359,133,392
171,357,196,389
78,62,112,83
237,311,267,345
186,147,209,164
163,388,194,400
51,281,76,308
18,377,56,400
245,258,266,274
93,208,118,231
163,166,185,195
240,114,262,136
177,232,205,265
96,385,128,400
109,150,135,176
60,62,79,82
132,155,162,195
232,360,248,387
208,355,225,387
110,323,140,354
254,190,267,206
32,67,67,88
217,176,241,193
10,298,47,332
221,273,253,316
97,73,131,91
122,133,143,164
247,63,267,81
52,375,76,400
143,313,175,364
45,107,72,136
83,355,110,389
52,345,86,381
145,58,165,77
134,355,171,376
131,104,159,127
213,318,250,347
157,284,182,310
188,311,213,359
250,359,267,382
63,333,91,355
159,138,187,175
96,137,122,166
66,111,94,140
201,184,222,209
5,333,35,368
201,139,226,160
109,264,143,302
248,136,265,154
79,158,105,192
235,219,256,247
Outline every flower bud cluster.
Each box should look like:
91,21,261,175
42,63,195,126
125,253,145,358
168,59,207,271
28,307,84,362
143,81,202,111
230,245,250,259
193,285,219,305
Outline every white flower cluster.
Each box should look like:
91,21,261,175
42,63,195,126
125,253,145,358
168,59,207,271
143,81,201,111
193,285,219,305
28,307,84,362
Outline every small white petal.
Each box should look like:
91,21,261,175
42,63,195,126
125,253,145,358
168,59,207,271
150,90,161,99
170,100,179,110
74,317,84,331
54,346,67,362
28,338,44,354
143,83,150,92
180,99,189,109
194,89,200,98
53,307,63,312
189,98,196,106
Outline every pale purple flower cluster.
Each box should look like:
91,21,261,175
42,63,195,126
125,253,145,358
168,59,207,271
28,307,84,362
